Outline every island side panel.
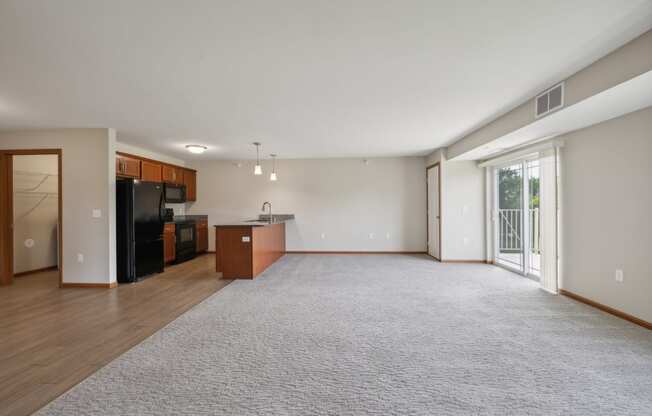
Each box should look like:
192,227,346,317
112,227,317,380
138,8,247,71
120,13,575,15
215,226,253,279
251,222,286,277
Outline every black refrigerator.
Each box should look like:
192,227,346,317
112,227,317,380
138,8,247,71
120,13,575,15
116,178,165,283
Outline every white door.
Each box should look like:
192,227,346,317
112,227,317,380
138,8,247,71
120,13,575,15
427,165,440,259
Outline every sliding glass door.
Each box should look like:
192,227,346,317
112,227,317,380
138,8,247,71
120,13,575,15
491,147,559,291
496,163,524,271
495,159,543,278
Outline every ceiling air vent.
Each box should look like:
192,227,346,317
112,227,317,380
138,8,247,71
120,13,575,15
535,82,564,118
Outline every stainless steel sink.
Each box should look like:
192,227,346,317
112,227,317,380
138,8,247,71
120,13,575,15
243,214,294,224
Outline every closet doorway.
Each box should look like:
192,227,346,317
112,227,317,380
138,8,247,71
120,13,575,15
0,149,62,287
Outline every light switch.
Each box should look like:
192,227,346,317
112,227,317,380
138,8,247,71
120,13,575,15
92,209,102,218
615,269,624,283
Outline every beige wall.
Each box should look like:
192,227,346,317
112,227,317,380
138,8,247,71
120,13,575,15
187,157,427,252
441,161,486,261
560,106,652,322
0,129,117,284
426,148,486,261
12,155,59,274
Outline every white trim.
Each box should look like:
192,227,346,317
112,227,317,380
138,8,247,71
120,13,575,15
478,138,564,168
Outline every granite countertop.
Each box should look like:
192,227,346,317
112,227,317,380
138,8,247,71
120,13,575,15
213,214,295,228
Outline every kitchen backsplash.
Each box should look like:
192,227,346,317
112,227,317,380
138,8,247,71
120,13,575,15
165,203,186,216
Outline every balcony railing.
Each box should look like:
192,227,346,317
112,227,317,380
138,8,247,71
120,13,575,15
498,208,540,253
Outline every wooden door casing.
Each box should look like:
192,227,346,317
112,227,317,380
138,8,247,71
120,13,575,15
0,149,63,287
0,153,13,285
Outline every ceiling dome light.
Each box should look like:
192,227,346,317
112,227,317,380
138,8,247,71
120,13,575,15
186,145,207,154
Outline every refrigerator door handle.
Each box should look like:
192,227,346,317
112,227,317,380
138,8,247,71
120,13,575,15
158,190,164,224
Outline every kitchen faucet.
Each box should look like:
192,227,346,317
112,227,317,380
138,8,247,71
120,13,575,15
261,201,272,223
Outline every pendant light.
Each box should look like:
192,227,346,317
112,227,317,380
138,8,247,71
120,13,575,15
253,142,262,175
269,154,278,181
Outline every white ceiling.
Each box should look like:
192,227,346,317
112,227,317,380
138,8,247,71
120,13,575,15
1,1,651,160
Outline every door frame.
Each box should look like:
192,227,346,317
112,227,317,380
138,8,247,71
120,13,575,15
492,158,538,278
0,149,63,287
426,162,442,261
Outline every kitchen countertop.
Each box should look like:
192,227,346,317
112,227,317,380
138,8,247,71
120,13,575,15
213,214,294,228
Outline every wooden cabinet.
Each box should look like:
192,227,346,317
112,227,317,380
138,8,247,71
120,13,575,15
215,222,285,279
162,165,183,184
141,160,162,182
164,223,176,263
196,218,208,253
115,152,199,202
183,169,197,201
116,154,141,178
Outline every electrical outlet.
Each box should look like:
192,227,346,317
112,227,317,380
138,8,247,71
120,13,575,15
92,209,102,218
386,232,391,240
321,233,326,239
77,253,84,263
463,237,469,245
369,233,375,239
615,269,624,283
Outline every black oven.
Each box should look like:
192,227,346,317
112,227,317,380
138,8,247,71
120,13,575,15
174,221,196,263
164,183,186,203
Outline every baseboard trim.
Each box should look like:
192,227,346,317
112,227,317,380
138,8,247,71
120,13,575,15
285,251,427,255
13,265,58,277
61,281,118,289
559,289,651,330
441,259,490,264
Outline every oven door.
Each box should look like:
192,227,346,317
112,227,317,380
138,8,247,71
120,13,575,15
164,184,186,203
174,222,197,263
177,224,195,248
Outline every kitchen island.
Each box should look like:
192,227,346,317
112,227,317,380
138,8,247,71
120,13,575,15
214,215,293,279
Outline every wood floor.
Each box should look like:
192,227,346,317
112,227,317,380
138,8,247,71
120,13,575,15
0,254,231,416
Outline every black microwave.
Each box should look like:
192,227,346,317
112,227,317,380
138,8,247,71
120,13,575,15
164,183,186,203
